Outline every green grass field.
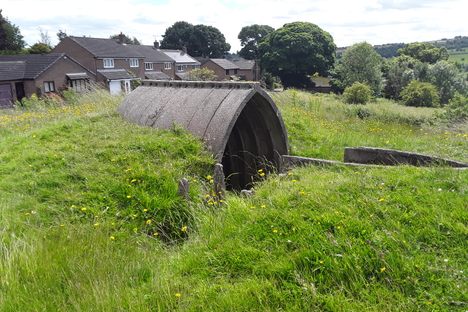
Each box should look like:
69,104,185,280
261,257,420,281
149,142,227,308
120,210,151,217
0,90,466,311
448,48,468,65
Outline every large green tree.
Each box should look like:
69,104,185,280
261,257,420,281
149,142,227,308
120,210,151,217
0,10,25,54
398,42,448,64
160,21,230,58
259,22,336,88
332,42,383,95
238,24,274,60
429,60,467,104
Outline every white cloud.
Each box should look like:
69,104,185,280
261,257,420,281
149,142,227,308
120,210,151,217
2,0,467,51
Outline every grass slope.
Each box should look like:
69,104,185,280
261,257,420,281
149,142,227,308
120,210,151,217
0,90,466,311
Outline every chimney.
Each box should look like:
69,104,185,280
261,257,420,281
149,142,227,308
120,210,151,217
118,32,124,44
153,40,160,49
182,46,187,55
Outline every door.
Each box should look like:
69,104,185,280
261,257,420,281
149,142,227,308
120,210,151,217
0,84,13,108
109,80,121,95
15,82,25,101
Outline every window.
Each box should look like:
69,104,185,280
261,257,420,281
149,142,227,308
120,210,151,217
68,79,89,92
234,69,238,75
103,58,114,68
129,58,139,68
43,81,55,93
164,62,172,70
177,65,184,72
145,62,153,70
225,69,230,75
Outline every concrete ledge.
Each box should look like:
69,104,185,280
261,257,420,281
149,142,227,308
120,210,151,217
281,155,383,169
344,147,468,168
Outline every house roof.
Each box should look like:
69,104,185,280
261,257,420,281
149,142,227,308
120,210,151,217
97,69,134,80
145,71,171,80
210,59,239,70
127,45,174,63
232,59,255,70
160,50,200,65
0,53,66,81
68,36,143,58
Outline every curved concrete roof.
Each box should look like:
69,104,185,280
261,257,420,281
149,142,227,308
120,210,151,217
119,81,288,162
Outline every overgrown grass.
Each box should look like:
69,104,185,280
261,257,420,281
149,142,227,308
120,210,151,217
0,89,466,311
272,90,467,161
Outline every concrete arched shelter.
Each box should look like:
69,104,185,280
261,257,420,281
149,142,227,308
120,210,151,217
119,80,289,189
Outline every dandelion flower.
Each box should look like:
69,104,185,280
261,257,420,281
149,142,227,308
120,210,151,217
380,267,386,273
146,219,152,225
181,225,188,232
175,293,181,298
110,236,115,240
126,195,132,199
81,207,87,212
143,208,148,212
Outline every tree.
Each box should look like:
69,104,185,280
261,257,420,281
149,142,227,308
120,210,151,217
259,22,336,89
398,42,448,64
28,42,51,54
0,9,25,54
238,24,274,60
383,55,423,99
333,42,383,95
110,32,141,45
161,21,230,58
343,82,372,104
57,29,68,42
187,67,217,81
429,60,467,104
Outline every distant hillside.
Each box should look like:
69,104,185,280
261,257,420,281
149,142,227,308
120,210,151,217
337,35,468,59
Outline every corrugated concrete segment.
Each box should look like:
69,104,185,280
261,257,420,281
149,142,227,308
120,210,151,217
119,80,289,189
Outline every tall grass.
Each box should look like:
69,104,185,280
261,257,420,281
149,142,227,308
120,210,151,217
0,89,466,311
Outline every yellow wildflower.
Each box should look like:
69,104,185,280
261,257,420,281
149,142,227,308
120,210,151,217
81,207,87,212
175,293,181,298
146,219,152,225
143,208,148,212
380,267,386,273
126,195,132,199
260,204,266,208
110,236,115,240
181,225,188,232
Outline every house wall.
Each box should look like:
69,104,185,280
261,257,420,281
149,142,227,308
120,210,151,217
146,62,175,79
53,38,97,73
95,58,145,80
237,69,254,81
201,61,229,81
33,56,96,95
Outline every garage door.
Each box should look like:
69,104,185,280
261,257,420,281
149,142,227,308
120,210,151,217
0,84,13,108
109,81,122,95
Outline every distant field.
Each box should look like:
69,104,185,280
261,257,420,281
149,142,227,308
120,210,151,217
448,48,468,64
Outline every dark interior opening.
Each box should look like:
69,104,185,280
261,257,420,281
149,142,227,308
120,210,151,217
222,93,285,191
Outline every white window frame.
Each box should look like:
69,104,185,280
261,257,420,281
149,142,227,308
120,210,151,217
43,81,55,93
103,58,114,68
144,62,153,70
129,58,139,68
164,62,172,70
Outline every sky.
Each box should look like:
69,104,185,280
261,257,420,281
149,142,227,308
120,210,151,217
2,0,467,52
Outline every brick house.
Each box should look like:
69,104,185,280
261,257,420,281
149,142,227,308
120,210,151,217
0,53,95,108
201,59,239,81
53,36,145,94
160,49,201,80
231,59,258,81
126,44,175,80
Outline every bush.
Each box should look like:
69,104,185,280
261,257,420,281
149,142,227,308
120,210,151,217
401,80,440,107
343,82,372,104
438,93,468,122
187,67,216,81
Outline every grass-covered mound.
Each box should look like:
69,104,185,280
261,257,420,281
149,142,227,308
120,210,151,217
0,90,466,311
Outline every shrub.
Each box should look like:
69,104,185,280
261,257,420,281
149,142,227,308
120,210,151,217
343,82,372,104
187,68,216,81
438,93,468,122
401,80,440,107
